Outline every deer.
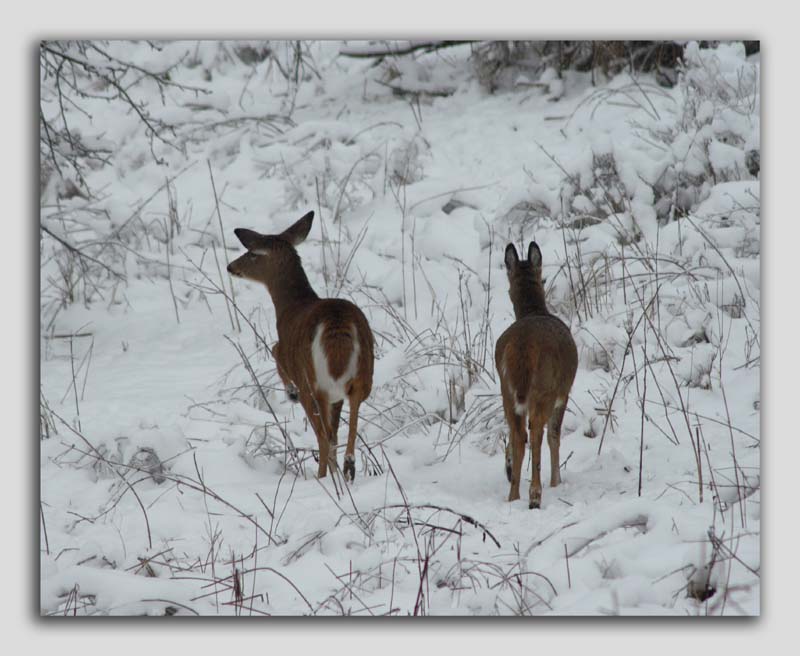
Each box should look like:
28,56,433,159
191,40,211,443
495,241,578,509
227,211,374,482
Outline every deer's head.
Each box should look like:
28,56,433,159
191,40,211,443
504,241,547,317
227,210,314,284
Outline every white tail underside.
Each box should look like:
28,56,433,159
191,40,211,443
503,355,566,417
311,323,359,403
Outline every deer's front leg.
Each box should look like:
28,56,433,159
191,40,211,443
271,342,298,402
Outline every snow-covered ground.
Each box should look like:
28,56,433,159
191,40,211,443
39,40,760,615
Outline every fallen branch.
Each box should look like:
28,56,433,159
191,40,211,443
380,503,502,549
375,79,456,98
339,40,472,59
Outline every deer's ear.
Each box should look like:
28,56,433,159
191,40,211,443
504,244,519,270
280,210,314,246
528,241,542,268
234,228,265,251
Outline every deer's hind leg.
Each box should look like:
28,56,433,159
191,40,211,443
343,394,362,483
330,400,343,472
528,400,549,509
301,391,333,478
548,398,568,488
502,394,527,502
271,342,298,402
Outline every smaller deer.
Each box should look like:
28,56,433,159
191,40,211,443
495,242,578,509
227,211,374,481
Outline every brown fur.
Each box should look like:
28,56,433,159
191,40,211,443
320,317,358,381
228,211,374,480
495,242,578,509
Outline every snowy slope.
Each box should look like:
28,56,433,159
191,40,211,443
40,40,760,616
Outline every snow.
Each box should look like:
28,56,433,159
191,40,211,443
40,40,759,616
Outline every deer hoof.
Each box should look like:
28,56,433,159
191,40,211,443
528,499,541,510
286,384,299,403
343,455,356,482
529,490,542,509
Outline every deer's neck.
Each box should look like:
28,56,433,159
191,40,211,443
511,284,549,319
264,260,319,320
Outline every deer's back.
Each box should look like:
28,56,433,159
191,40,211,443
495,313,577,399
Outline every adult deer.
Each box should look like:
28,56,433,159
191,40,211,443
227,211,374,481
495,242,577,509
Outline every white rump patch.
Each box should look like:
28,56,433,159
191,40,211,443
513,395,527,416
311,323,359,403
